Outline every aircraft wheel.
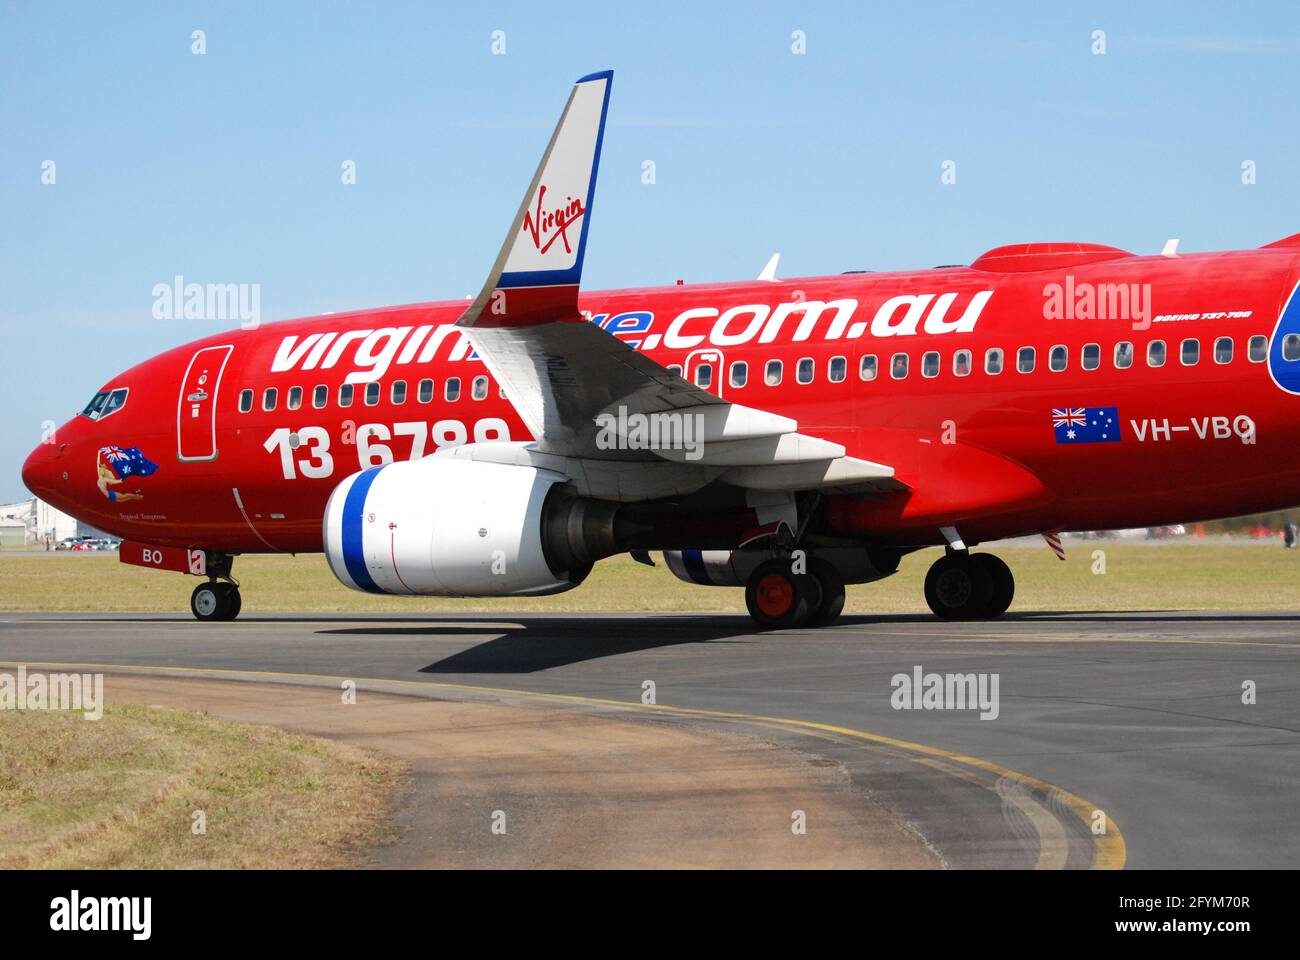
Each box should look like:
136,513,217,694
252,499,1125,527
923,553,994,621
223,586,243,621
970,554,1014,618
191,581,238,622
808,558,846,627
745,559,812,630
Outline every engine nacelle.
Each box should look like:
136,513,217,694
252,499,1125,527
323,458,616,597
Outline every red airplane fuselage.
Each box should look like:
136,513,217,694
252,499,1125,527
22,238,1300,554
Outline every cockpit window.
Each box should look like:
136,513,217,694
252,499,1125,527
80,387,128,421
81,392,109,419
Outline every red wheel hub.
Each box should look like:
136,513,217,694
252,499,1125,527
756,573,794,617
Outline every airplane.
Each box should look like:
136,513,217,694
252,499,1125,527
21,69,1300,627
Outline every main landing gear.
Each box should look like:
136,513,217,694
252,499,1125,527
923,552,1014,620
744,556,846,630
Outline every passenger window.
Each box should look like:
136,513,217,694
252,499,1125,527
890,353,909,380
238,389,253,413
312,385,328,409
391,380,407,404
1214,337,1233,364
1285,334,1300,361
667,364,683,378
922,351,940,378
1115,341,1134,368
1148,340,1166,367
796,358,814,384
1181,338,1200,366
338,384,354,408
472,375,488,400
695,363,714,388
1082,343,1100,371
953,349,972,377
364,382,380,406
860,355,878,381
1249,335,1268,362
418,379,434,403
262,387,278,411
1049,345,1068,372
985,348,1003,375
287,386,303,410
445,378,461,401
729,361,748,388
828,356,847,382
765,360,783,385
1017,347,1035,374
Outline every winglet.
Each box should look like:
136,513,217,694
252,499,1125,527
757,252,780,281
459,70,613,329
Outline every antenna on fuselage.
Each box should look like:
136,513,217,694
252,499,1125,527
757,252,780,281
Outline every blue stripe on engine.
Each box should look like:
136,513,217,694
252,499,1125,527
681,548,711,585
341,467,385,594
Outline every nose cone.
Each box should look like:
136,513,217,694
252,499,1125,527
22,442,59,498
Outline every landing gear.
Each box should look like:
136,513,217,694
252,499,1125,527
807,557,846,627
923,552,1014,620
744,556,846,630
190,580,241,622
745,559,811,630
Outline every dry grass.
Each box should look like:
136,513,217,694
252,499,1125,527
2,542,1298,615
0,702,404,868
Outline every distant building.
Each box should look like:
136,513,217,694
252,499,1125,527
0,497,84,547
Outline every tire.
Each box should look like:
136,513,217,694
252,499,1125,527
808,558,846,627
190,582,231,622
223,587,242,621
970,554,1014,618
924,553,995,621
745,559,812,630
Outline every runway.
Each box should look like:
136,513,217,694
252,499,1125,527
4,609,1299,868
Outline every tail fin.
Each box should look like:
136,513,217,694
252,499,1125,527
459,70,612,328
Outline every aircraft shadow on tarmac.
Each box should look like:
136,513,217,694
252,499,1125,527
320,615,757,673
308,609,1300,673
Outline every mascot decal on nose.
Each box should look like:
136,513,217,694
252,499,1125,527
96,445,159,502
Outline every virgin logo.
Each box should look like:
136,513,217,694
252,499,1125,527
522,185,584,255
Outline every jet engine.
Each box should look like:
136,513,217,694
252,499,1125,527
323,458,619,596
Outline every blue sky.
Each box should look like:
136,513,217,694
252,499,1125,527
3,1,1299,499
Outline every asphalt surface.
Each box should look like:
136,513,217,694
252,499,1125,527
3,609,1298,868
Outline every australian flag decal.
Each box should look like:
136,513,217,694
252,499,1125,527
1052,407,1121,444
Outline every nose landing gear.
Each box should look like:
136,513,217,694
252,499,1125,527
190,580,242,621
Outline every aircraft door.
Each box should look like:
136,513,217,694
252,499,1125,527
177,344,233,462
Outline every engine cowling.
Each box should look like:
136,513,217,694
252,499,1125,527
323,458,617,597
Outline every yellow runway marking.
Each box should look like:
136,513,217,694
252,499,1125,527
1,658,1126,869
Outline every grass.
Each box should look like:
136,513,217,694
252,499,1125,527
2,542,1299,614
0,702,404,868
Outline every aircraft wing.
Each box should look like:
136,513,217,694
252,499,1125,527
456,71,899,499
